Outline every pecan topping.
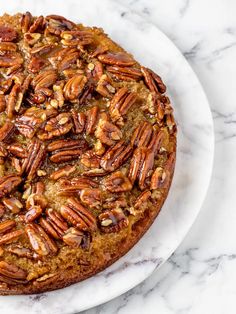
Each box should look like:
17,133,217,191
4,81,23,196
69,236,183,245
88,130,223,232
50,165,76,180
0,229,24,245
80,150,101,169
7,245,35,259
109,87,137,125
38,113,72,140
0,175,22,198
58,177,98,195
80,188,101,208
104,171,132,193
21,11,33,33
96,74,116,98
61,30,93,47
29,15,44,33
21,139,46,180
0,120,15,142
62,228,84,247
0,52,23,68
71,110,86,134
63,75,87,101
2,197,23,213
134,190,151,209
45,15,75,35
47,138,88,163
7,143,27,158
24,206,42,223
0,261,27,285
95,119,122,146
101,140,132,172
98,52,135,66
0,25,17,42
31,69,57,91
25,223,58,256
61,197,97,232
141,67,166,94
98,208,128,233
40,208,68,240
85,106,99,135
0,220,16,234
106,65,142,81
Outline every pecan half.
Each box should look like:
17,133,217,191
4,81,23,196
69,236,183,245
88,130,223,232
50,165,76,180
21,139,46,180
47,138,88,163
0,25,18,42
0,220,16,235
21,11,33,33
31,69,57,91
98,52,135,66
58,177,98,195
95,119,122,146
7,245,35,259
96,74,116,98
45,15,75,35
61,197,97,232
29,15,44,33
80,188,101,208
7,143,27,158
141,67,166,94
131,122,153,148
104,171,132,193
63,75,87,101
109,87,137,124
0,120,15,142
6,83,23,118
106,65,142,81
0,229,24,245
61,30,93,47
100,140,132,172
38,113,72,140
25,223,58,256
24,206,42,223
71,110,86,134
0,175,22,198
134,190,151,209
2,197,23,214
85,106,99,135
40,208,68,240
0,95,6,113
0,52,23,68
98,208,128,233
0,261,28,285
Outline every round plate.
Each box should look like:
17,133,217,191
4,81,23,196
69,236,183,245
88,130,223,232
0,0,214,313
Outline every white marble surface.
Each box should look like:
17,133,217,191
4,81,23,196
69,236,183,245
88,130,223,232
81,0,236,313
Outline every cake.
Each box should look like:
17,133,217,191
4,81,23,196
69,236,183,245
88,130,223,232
0,12,176,294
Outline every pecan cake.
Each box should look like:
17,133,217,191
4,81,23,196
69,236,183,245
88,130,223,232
0,12,176,294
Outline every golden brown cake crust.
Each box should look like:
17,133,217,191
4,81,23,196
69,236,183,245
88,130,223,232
0,13,176,295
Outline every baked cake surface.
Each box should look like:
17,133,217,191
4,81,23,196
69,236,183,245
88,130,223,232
0,12,176,294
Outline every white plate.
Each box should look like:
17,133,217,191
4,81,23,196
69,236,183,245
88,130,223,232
0,0,214,313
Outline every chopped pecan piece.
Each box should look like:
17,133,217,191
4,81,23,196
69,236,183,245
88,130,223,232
104,171,132,193
21,139,46,180
98,208,128,233
134,190,151,209
96,74,116,98
62,227,84,247
0,261,28,285
7,245,35,259
28,55,47,73
109,87,137,124
61,30,93,47
0,120,15,142
0,229,24,245
61,197,97,232
100,140,132,172
80,150,101,169
0,175,22,198
40,208,68,240
25,223,58,256
48,138,88,163
50,165,76,180
103,195,127,209
38,113,72,140
141,67,166,94
63,75,87,101
80,188,101,208
95,119,122,146
98,52,135,66
0,25,18,42
106,65,142,81
58,177,98,195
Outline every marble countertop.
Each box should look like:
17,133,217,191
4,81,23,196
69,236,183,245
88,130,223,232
82,0,236,313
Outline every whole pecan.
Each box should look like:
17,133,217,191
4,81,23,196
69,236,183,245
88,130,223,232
141,67,166,94
0,120,15,142
109,87,137,125
21,138,46,180
0,175,22,198
25,223,58,256
47,138,88,163
100,140,132,172
103,171,132,193
0,25,18,42
60,197,97,232
80,188,101,208
106,65,142,81
95,119,122,146
40,208,68,240
0,261,28,285
38,113,72,140
98,208,128,233
63,74,87,101
58,177,98,195
98,52,135,66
